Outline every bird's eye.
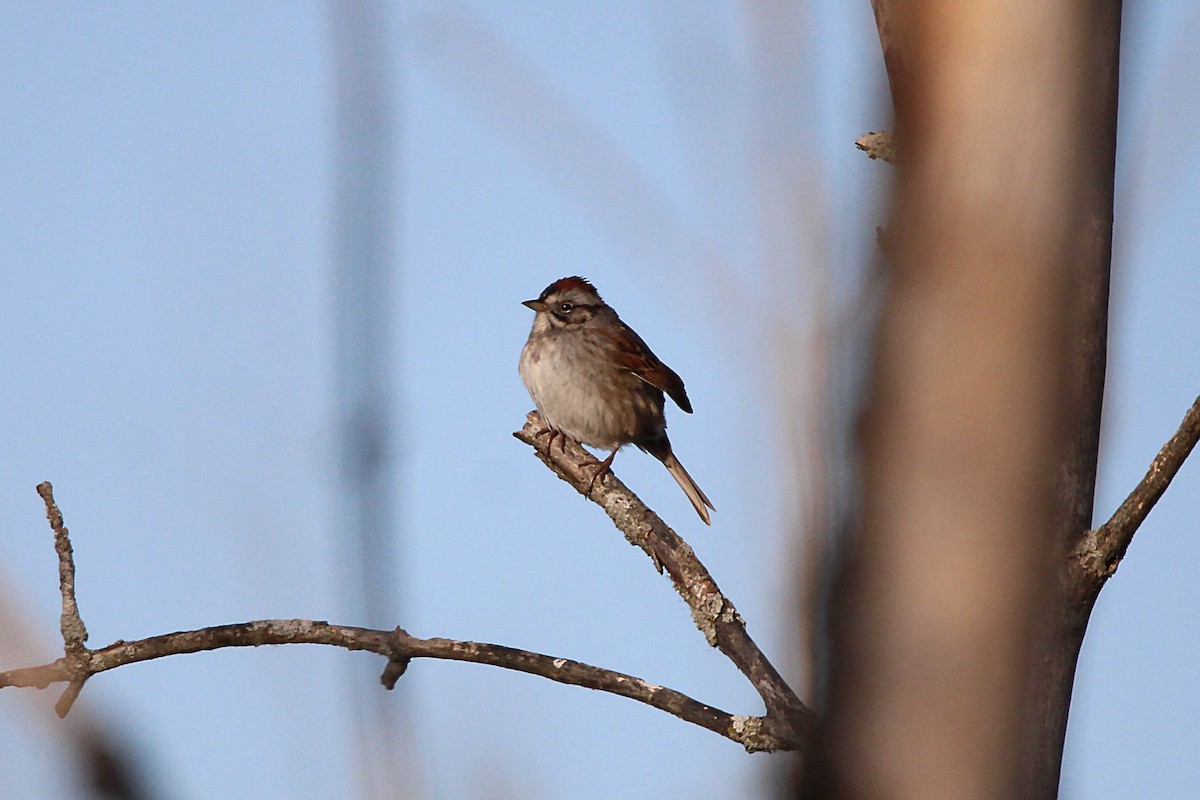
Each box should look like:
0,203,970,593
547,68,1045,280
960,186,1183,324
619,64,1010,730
558,302,573,313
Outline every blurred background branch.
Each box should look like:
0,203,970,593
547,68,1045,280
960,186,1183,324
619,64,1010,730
328,1,411,796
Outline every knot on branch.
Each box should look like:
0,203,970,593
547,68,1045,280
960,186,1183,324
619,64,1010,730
856,130,895,164
380,627,413,690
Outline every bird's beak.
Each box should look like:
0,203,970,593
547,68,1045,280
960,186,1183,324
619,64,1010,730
522,299,548,312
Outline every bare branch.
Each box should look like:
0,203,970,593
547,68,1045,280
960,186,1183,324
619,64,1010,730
36,481,93,716
0,619,793,752
37,482,88,653
1073,394,1200,587
513,411,816,746
4,482,808,752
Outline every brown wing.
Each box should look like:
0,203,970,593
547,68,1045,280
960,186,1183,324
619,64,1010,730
599,320,693,413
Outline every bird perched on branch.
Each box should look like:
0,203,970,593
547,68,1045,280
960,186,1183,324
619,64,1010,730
519,277,714,524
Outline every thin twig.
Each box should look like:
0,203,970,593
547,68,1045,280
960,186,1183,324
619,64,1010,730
37,482,88,653
0,619,793,752
36,481,92,716
513,411,817,745
1073,394,1200,588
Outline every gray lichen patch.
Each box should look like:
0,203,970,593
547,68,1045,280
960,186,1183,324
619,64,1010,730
729,715,772,753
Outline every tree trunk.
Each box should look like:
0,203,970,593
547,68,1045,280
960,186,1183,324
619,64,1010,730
1022,3,1122,795
804,3,1122,797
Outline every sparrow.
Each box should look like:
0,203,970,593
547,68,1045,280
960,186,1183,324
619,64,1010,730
519,277,714,524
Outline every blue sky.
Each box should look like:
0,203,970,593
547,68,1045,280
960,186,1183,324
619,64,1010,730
1,3,1198,799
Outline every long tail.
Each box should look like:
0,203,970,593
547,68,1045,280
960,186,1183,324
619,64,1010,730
661,451,715,525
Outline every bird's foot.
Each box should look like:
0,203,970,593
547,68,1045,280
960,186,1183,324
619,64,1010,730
534,427,565,456
584,450,618,497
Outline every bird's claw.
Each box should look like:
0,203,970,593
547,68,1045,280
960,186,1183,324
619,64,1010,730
584,451,618,497
534,426,565,456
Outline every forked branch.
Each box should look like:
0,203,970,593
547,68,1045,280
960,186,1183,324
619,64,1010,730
2,443,816,752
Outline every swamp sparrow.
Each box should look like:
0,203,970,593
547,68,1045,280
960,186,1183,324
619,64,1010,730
519,277,714,524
